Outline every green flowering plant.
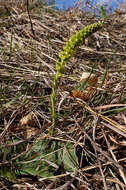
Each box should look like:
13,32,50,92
51,22,103,134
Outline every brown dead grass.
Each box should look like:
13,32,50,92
0,2,126,190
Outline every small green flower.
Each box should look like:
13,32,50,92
51,22,103,134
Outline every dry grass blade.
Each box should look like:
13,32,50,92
77,100,126,137
0,1,126,189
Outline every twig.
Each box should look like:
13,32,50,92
26,0,35,36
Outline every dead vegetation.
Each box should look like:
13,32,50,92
0,2,126,190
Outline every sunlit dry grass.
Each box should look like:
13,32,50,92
0,2,126,189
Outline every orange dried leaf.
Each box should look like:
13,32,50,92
19,112,37,127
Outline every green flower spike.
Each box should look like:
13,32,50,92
51,22,103,134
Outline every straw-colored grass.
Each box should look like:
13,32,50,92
0,2,126,189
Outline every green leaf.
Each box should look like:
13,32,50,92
63,144,78,173
0,166,16,182
100,6,106,21
18,139,78,180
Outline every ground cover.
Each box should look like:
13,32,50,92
0,2,126,189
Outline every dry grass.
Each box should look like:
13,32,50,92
0,3,126,190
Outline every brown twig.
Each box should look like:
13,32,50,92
26,0,35,36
